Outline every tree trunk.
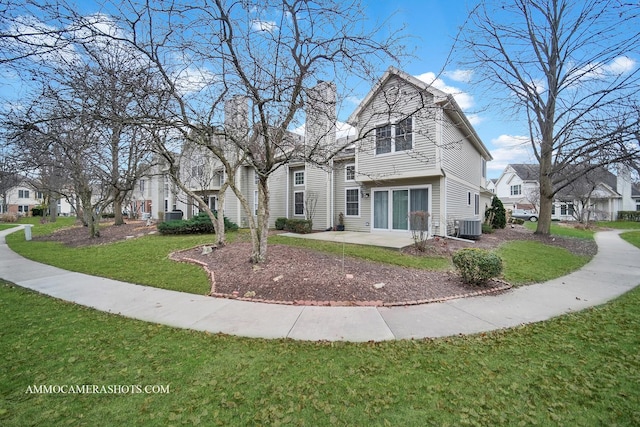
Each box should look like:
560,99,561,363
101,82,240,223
215,185,227,247
49,195,58,222
113,195,125,225
535,142,554,235
250,178,270,264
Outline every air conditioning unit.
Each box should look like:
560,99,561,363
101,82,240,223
455,219,482,239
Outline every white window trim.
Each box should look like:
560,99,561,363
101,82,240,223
345,163,356,182
293,170,305,186
374,117,414,157
467,191,472,206
474,193,480,216
293,190,305,216
510,184,521,196
370,184,432,233
345,187,361,218
253,190,258,216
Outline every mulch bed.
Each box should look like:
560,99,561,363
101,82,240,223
34,219,599,306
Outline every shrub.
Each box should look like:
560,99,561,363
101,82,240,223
410,210,430,251
31,205,46,217
284,218,312,234
0,213,18,223
485,196,506,229
617,211,640,221
482,223,494,234
157,212,238,235
275,217,287,230
452,248,503,285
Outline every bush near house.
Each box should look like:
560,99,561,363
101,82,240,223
283,218,312,234
485,196,507,229
157,212,238,235
452,248,503,285
31,205,46,217
617,211,640,222
275,217,287,230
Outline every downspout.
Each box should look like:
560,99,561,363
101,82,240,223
285,164,290,218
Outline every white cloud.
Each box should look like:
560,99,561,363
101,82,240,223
290,121,356,139
575,55,637,81
604,56,636,74
173,66,219,95
445,69,473,83
345,95,363,106
414,71,474,110
251,20,278,33
487,134,535,174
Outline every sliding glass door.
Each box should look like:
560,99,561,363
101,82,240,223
373,187,429,232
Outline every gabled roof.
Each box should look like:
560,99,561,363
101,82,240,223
510,164,539,182
347,66,492,160
506,163,640,197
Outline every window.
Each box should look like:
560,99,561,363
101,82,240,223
345,164,356,181
375,118,413,155
254,170,259,184
294,170,305,186
18,205,29,213
467,191,472,206
218,170,225,186
294,191,304,215
18,189,30,198
191,164,204,179
636,201,640,211
345,188,360,216
395,117,413,152
139,180,145,192
481,159,487,178
474,193,480,215
375,125,392,155
510,184,521,196
552,204,556,215
36,191,44,199
254,190,259,216
560,203,575,216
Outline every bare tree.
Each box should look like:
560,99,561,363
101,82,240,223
460,0,640,234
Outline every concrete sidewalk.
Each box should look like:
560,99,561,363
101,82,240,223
1,225,639,341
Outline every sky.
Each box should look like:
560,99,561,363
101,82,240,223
2,0,636,179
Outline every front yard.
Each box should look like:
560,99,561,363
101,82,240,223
1,219,639,425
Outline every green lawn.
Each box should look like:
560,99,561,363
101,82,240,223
0,224,20,231
524,221,595,239
621,231,640,249
1,279,638,426
496,240,591,285
597,220,640,230
5,219,593,293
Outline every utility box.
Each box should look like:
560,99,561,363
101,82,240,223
455,219,482,239
164,211,183,222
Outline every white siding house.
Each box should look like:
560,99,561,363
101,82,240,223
157,67,493,236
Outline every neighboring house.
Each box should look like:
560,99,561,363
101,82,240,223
159,66,493,237
0,178,75,217
486,178,497,194
495,163,640,221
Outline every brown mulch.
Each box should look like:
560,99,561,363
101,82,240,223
34,220,598,306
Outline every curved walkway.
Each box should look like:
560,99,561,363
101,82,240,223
1,226,639,342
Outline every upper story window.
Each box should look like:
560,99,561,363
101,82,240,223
481,158,487,178
191,164,204,179
395,117,413,152
18,189,30,198
345,164,356,181
375,117,413,155
375,125,392,154
139,180,145,192
510,184,521,196
36,191,44,199
294,170,305,186
254,170,259,184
